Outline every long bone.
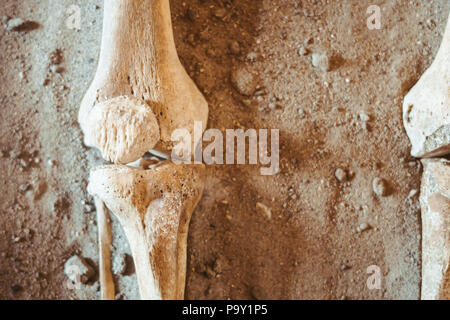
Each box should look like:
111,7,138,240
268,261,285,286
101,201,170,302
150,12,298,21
420,159,450,300
403,13,450,158
79,0,209,164
402,13,450,300
94,197,115,300
79,0,209,299
88,162,206,299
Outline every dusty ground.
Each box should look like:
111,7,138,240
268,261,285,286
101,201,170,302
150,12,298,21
0,0,449,300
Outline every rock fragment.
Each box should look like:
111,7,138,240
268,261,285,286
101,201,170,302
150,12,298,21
231,66,259,96
372,177,389,197
5,18,25,31
297,107,305,118
298,46,309,56
213,8,227,19
64,255,95,285
113,253,129,275
256,202,272,219
4,18,39,32
312,52,330,72
356,223,371,233
229,41,241,55
84,203,95,213
335,168,348,182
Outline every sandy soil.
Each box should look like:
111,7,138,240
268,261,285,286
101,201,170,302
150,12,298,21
0,0,449,300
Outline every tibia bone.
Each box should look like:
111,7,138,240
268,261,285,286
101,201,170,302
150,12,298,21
88,162,206,299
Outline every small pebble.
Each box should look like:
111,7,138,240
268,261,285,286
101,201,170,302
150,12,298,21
205,265,216,279
303,37,313,45
372,177,389,197
312,52,330,72
256,202,272,219
359,112,370,122
408,189,418,198
5,18,25,32
213,8,227,19
84,203,95,213
18,183,31,193
231,67,259,96
64,255,95,285
113,253,129,275
298,46,309,56
229,41,240,55
19,159,28,168
335,168,348,182
357,223,371,233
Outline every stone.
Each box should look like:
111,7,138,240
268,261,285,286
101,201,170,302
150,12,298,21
256,202,272,219
213,8,227,19
229,41,240,55
231,66,259,96
372,177,389,197
64,255,95,284
312,52,330,72
420,159,450,300
113,253,128,275
356,223,370,233
5,18,25,31
335,168,348,182
298,46,309,56
297,107,305,118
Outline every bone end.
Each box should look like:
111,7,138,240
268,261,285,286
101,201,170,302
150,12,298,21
87,162,206,300
402,77,450,158
85,96,160,164
402,25,450,159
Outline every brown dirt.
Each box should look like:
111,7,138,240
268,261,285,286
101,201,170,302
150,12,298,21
0,0,449,300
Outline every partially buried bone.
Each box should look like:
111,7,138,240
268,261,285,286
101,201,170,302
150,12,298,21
420,158,450,300
403,13,450,158
79,0,208,164
94,197,115,300
88,162,206,299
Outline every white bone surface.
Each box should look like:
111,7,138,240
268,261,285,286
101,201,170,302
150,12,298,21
420,158,450,300
88,162,206,300
403,14,450,158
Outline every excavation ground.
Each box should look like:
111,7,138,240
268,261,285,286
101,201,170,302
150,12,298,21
0,0,449,299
